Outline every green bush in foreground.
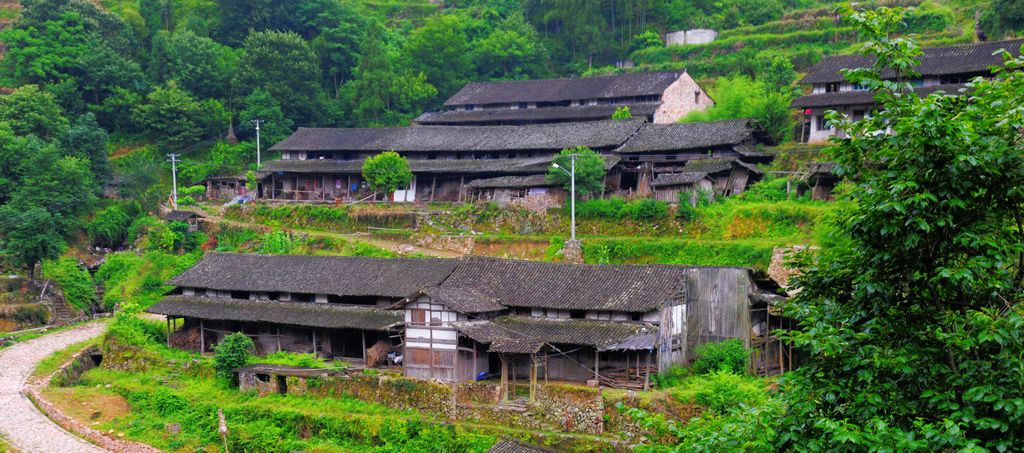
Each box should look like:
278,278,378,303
214,332,254,381
691,339,749,375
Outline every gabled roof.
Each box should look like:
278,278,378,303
268,120,644,153
684,157,763,176
147,296,402,331
650,172,710,187
799,39,1024,84
614,119,760,153
444,72,684,106
791,83,967,109
168,253,458,298
451,316,658,351
414,104,659,125
407,286,505,314
441,257,690,312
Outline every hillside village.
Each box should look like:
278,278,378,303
0,0,1023,452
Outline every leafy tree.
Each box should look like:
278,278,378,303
341,24,436,126
75,38,147,105
0,123,30,204
164,30,237,100
213,332,254,382
238,88,293,146
59,112,110,190
546,146,606,198
310,4,366,94
472,13,550,80
133,81,213,148
0,205,65,282
0,11,91,87
362,151,412,200
980,0,1024,39
757,55,797,93
0,85,68,139
777,6,1024,450
612,106,632,119
234,30,323,124
213,0,301,46
92,87,143,134
405,14,472,102
681,75,794,144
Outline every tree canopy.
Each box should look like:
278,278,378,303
362,151,413,199
546,146,606,198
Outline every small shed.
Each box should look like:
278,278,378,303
650,172,714,205
682,157,763,196
162,210,200,231
797,162,839,201
466,174,563,206
204,175,247,200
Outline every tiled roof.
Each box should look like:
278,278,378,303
451,316,658,351
444,72,683,106
147,296,402,331
799,39,1024,84
168,253,458,298
684,157,763,176
442,257,691,312
465,174,555,189
268,120,644,153
650,172,709,187
257,155,621,177
163,210,199,222
414,286,505,314
791,83,967,109
414,103,659,125
614,119,758,153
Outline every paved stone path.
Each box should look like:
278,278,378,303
0,322,109,453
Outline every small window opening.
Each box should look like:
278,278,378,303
569,310,586,319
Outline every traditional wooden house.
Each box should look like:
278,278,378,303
609,119,771,194
203,174,247,200
148,253,789,387
259,120,635,202
681,157,764,196
797,161,840,201
650,172,714,205
793,39,1023,143
414,71,713,126
147,254,459,362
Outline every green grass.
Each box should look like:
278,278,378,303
31,337,101,381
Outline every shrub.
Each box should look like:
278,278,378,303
214,332,254,381
738,178,789,202
86,202,140,248
652,365,691,389
691,339,749,374
259,230,294,254
43,257,96,311
575,197,627,219
691,369,768,415
676,193,699,221
106,313,165,346
13,304,49,325
621,199,669,222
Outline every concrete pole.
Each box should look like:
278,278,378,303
167,153,180,209
252,118,263,169
570,155,576,241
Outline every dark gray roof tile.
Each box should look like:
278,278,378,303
415,104,659,125
445,72,683,106
147,296,402,331
791,83,967,109
650,172,709,187
452,316,658,351
615,119,757,153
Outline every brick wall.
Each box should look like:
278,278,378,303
654,73,714,123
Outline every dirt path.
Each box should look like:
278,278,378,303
0,322,109,453
194,208,462,258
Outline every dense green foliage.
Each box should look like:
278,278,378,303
691,339,749,375
42,257,96,311
681,75,795,144
773,7,1024,450
362,151,413,198
213,332,254,381
546,146,606,197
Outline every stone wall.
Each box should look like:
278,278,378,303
50,344,101,387
654,72,715,123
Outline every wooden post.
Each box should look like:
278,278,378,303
544,355,548,385
347,174,352,199
594,349,599,384
166,318,171,347
271,175,275,199
529,356,537,402
511,357,517,397
218,408,230,453
294,177,299,200
472,342,478,380
361,331,367,364
277,326,282,352
312,329,317,357
430,176,436,202
644,350,652,391
459,175,465,202
200,320,205,353
500,355,508,402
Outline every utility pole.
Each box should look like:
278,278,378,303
552,154,578,241
252,118,264,168
167,153,180,209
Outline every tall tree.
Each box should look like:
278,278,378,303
234,30,323,124
213,0,301,46
0,85,68,139
778,6,1024,450
362,151,412,201
132,81,208,148
405,14,472,102
546,146,606,198
59,113,110,191
165,30,237,100
238,88,293,146
471,13,550,80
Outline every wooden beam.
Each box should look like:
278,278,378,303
594,349,599,384
430,176,436,202
500,355,508,402
472,341,477,380
166,318,171,348
529,356,537,402
361,331,367,364
312,329,317,357
200,319,205,353
644,350,651,391
277,325,282,352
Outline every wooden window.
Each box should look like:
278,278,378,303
408,348,431,365
411,309,426,325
